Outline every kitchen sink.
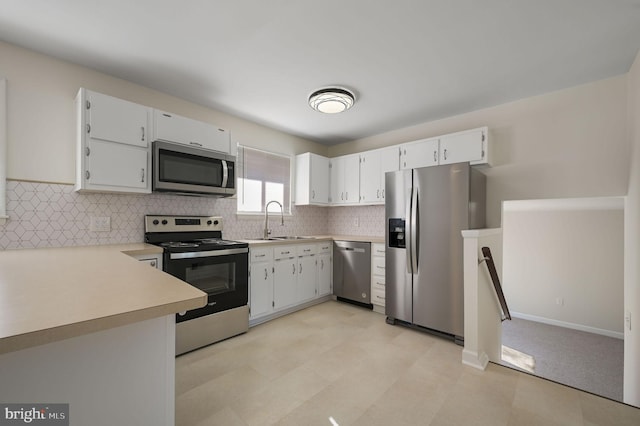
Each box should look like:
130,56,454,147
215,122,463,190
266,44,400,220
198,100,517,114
272,236,316,240
255,236,316,241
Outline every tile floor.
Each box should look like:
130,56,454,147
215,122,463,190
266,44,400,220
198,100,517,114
175,301,640,426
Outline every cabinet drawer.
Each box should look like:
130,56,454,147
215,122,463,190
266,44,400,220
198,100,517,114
372,275,385,290
251,247,273,262
316,242,332,254
372,256,385,275
274,245,296,259
297,244,317,256
371,287,386,306
372,243,386,257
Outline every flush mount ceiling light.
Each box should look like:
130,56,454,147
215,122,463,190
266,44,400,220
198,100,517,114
308,87,355,114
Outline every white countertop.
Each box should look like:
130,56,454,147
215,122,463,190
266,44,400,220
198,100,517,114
0,243,207,355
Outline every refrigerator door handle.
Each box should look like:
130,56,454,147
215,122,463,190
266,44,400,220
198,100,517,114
406,187,413,274
410,184,419,273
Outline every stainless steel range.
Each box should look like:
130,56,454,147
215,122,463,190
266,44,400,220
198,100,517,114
144,215,249,355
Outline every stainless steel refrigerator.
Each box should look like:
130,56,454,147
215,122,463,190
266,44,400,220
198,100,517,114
385,162,485,343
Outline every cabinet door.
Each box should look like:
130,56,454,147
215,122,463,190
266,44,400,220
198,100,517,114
273,258,297,309
359,150,381,203
400,138,439,170
379,146,400,202
439,128,484,165
318,253,332,296
87,91,149,148
310,154,330,204
154,110,230,153
250,261,273,319
85,140,148,189
297,255,317,302
343,154,360,204
330,157,344,204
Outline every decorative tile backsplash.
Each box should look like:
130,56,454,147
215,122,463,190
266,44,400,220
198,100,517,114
0,181,384,250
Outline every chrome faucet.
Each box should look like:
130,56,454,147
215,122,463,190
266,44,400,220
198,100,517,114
263,200,284,239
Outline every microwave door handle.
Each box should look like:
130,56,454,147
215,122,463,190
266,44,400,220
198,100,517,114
221,160,229,188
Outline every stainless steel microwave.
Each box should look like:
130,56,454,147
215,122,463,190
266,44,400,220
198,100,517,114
152,141,235,197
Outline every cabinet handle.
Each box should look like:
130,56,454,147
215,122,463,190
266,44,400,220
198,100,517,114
292,263,296,274
382,189,385,199
85,147,90,156
304,249,311,252
376,295,386,300
255,253,266,258
299,263,302,274
433,151,437,163
321,259,324,269
85,170,90,180
312,190,315,199
189,141,203,147
141,168,145,183
444,149,448,161
141,126,145,141
341,192,344,201
264,268,268,280
86,123,91,134
281,250,290,255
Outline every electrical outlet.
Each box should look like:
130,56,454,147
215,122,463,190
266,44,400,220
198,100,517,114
90,216,111,232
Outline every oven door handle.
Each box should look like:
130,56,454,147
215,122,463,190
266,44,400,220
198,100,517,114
169,247,248,259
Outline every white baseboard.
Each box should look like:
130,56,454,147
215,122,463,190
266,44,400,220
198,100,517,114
462,349,489,370
510,311,624,340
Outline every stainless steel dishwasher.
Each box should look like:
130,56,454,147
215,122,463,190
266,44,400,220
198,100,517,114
333,241,372,307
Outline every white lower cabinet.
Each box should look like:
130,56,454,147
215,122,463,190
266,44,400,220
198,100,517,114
371,243,386,313
249,247,273,319
297,244,318,303
249,241,332,324
317,242,332,296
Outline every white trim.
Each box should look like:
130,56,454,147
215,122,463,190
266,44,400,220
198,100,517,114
503,196,625,212
462,348,489,370
511,311,624,340
0,78,6,225
461,228,502,238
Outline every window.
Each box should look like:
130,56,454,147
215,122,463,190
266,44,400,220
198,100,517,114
236,145,291,214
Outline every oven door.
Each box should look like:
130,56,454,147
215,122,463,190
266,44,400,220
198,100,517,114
164,248,248,323
153,141,235,196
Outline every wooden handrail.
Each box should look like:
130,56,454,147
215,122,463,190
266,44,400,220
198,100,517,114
481,246,511,321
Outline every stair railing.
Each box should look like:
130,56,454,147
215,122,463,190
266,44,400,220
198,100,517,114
479,246,511,321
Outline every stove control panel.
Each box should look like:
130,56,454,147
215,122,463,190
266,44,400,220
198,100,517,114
145,215,223,233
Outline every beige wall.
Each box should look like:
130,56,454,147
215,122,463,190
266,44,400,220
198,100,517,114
625,49,640,406
0,41,327,184
329,76,629,228
503,198,624,337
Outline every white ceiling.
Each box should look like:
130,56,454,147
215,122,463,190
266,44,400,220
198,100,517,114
1,0,640,145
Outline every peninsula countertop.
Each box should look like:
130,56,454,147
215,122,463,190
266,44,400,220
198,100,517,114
0,243,207,355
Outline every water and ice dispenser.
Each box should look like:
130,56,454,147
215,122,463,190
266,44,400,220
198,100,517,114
388,218,406,248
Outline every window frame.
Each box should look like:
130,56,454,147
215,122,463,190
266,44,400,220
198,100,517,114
236,145,293,216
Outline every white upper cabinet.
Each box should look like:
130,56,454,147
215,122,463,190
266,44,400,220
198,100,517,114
86,90,149,148
153,110,231,153
295,153,329,206
330,154,360,205
75,88,151,194
360,146,400,204
400,137,439,170
439,127,489,165
400,127,490,169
